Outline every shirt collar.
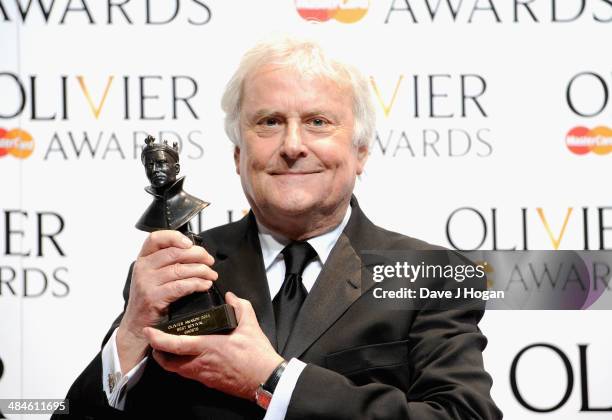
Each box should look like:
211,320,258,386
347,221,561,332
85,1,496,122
256,205,352,270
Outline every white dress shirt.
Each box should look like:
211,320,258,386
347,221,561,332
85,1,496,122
101,206,351,418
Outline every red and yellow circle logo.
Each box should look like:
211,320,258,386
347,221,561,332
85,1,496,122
0,128,35,159
566,126,612,155
295,0,369,24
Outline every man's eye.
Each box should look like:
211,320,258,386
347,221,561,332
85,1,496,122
309,118,328,127
259,118,280,126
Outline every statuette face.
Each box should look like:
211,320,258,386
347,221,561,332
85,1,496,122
144,149,179,189
141,135,180,190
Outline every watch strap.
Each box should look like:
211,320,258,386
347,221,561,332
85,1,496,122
263,360,288,394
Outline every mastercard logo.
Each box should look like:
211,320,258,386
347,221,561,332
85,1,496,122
295,0,369,23
0,128,35,159
566,126,612,155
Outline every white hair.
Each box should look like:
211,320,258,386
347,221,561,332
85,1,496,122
221,36,376,149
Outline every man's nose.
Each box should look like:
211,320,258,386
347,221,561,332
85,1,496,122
280,120,307,160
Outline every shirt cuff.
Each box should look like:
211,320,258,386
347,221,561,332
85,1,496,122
101,328,148,410
263,358,307,420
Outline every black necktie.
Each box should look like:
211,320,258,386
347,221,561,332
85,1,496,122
273,241,317,353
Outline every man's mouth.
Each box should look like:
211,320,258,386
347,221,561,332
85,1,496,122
270,171,322,176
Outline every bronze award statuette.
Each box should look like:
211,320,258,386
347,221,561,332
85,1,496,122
136,135,237,336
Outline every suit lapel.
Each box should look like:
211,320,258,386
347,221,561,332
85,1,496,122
281,231,362,359
212,214,277,347
207,197,378,355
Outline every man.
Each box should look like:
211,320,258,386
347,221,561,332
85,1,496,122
58,37,502,419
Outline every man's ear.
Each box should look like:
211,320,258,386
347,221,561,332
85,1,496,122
233,146,241,175
174,163,180,175
355,144,369,175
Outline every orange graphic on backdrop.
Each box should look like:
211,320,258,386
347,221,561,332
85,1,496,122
0,128,35,159
295,0,369,23
566,126,612,155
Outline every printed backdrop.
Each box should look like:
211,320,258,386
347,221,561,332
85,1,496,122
1,1,612,418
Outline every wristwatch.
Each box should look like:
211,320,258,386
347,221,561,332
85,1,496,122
255,360,288,410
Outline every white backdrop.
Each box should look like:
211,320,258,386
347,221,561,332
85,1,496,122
1,1,612,418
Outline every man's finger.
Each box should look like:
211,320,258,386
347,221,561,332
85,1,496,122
225,291,257,326
143,327,204,355
139,230,193,257
152,350,196,374
145,245,215,270
156,263,218,285
158,278,214,303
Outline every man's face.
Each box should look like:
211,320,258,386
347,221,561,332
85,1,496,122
144,150,179,189
235,66,368,227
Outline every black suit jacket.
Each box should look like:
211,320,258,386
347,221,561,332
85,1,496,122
57,197,502,419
